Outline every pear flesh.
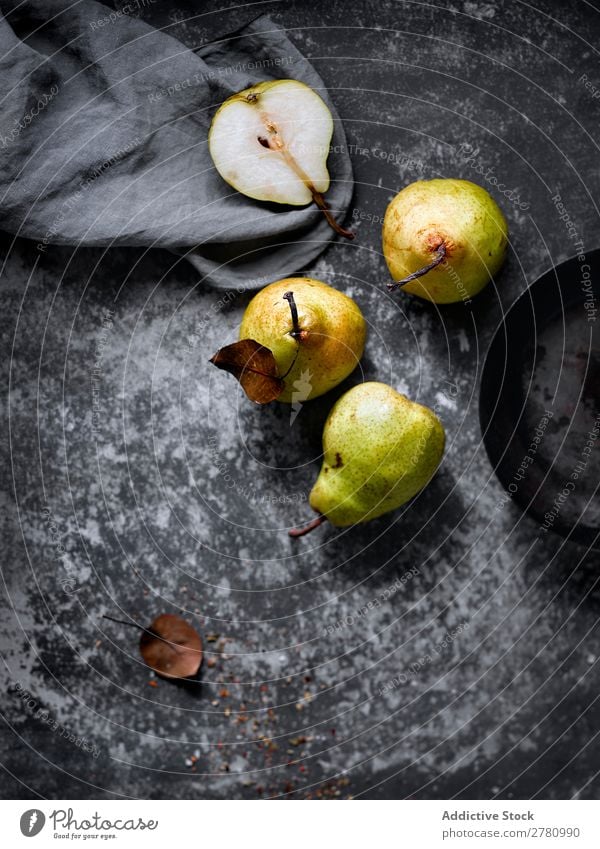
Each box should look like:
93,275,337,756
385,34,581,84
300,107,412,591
383,179,508,304
239,278,366,403
209,80,352,237
307,382,445,527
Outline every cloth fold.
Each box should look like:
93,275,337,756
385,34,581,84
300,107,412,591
0,1,353,289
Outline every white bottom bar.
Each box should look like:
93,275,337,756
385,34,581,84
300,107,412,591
2,800,598,847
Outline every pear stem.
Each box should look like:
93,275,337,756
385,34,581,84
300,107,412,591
288,514,327,538
311,190,355,240
278,291,303,381
283,291,301,339
387,243,447,291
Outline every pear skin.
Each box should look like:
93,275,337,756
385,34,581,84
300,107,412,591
308,382,445,526
239,278,366,403
383,179,508,304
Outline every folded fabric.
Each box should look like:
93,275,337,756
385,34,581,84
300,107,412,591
0,1,353,289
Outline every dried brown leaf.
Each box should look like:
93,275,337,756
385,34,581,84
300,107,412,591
139,614,203,679
210,339,284,404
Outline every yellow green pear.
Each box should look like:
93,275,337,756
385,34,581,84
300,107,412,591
383,179,508,304
239,277,366,403
290,382,445,535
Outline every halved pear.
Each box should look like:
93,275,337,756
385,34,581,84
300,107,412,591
208,80,353,238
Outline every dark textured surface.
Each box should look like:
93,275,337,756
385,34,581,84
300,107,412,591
1,0,600,800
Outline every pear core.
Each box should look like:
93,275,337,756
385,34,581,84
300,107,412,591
308,382,445,526
383,178,508,304
239,278,366,404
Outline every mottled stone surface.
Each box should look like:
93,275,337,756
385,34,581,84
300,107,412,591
1,0,600,800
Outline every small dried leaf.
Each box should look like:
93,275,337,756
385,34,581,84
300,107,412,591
139,614,203,679
210,339,284,404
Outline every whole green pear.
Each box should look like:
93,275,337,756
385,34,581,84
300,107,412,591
239,278,366,403
383,179,508,304
292,382,445,533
